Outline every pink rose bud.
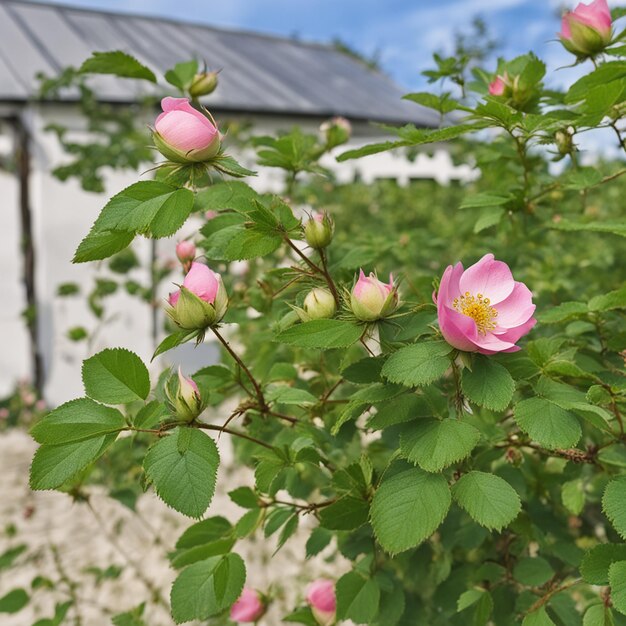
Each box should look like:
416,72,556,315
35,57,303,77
166,262,228,330
205,210,218,221
350,269,398,322
298,288,336,321
230,588,266,623
304,212,334,249
165,367,205,422
320,117,352,148
488,75,506,96
306,579,336,626
188,71,219,98
559,0,612,57
153,97,221,163
175,240,196,267
434,253,536,355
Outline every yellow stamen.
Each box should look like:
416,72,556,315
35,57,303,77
453,292,498,335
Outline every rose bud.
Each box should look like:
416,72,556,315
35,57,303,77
350,269,398,322
188,71,219,98
175,240,196,271
488,75,508,96
205,210,218,221
167,262,228,330
304,212,334,249
298,288,336,322
555,128,575,156
230,588,266,623
153,97,221,163
434,253,536,354
306,579,336,626
320,116,352,148
165,367,205,422
559,0,612,57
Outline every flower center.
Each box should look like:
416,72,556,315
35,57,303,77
453,292,498,335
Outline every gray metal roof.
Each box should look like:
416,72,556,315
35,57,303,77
0,0,439,126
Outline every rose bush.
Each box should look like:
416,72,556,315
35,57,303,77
21,3,626,625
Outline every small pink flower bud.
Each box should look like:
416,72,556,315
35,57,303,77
304,212,334,249
205,210,218,221
350,270,398,322
166,262,228,330
188,71,219,98
320,117,352,148
176,240,196,266
559,0,612,57
488,75,506,96
230,588,266,623
153,97,221,163
306,579,336,626
165,367,204,422
299,288,336,321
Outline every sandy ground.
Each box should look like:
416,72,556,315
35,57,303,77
0,428,345,625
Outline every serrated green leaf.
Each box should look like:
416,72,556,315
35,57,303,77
580,544,626,585
30,434,117,490
80,51,156,82
170,554,245,624
31,398,125,444
589,286,626,312
538,302,588,324
474,206,505,233
609,561,626,616
583,604,615,626
318,495,369,531
276,320,363,349
452,471,521,531
370,467,451,554
72,229,134,263
381,341,451,387
400,419,481,472
514,397,581,449
514,557,554,586
305,527,333,558
603,477,626,540
336,571,380,624
522,606,556,626
143,428,219,518
561,479,585,515
461,356,515,411
82,348,150,404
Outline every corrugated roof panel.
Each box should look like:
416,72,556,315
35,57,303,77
0,0,437,126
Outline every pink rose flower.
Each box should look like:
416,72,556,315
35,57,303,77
176,240,196,265
230,588,265,623
306,579,336,626
559,0,612,56
153,97,221,163
488,75,506,96
434,253,536,355
350,269,398,321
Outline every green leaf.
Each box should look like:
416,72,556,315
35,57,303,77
452,471,521,531
550,219,626,239
284,606,318,625
306,527,333,558
31,397,126,444
170,554,246,624
603,476,626,540
583,604,616,626
211,154,257,178
164,60,198,91
221,228,282,260
370,467,451,554
400,419,481,472
514,398,581,449
474,206,505,233
609,561,626,616
588,286,626,312
581,544,626,585
461,356,515,411
143,428,219,518
276,320,363,349
72,229,134,263
152,330,198,360
0,588,29,614
460,193,512,209
538,302,588,324
30,434,117,490
561,479,585,515
514,557,554,586
80,51,156,83
522,606,557,626
318,495,369,531
111,603,147,626
336,571,380,624
82,348,150,404
0,545,26,571
381,341,451,387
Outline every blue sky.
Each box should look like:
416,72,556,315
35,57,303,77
42,0,625,91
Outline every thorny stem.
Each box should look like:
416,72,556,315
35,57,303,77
211,326,267,412
450,357,464,418
497,439,597,464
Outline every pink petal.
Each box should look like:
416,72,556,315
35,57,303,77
560,14,572,39
493,282,535,327
307,580,336,613
492,317,537,345
573,0,612,33
459,253,514,304
155,110,218,152
439,305,480,352
183,262,219,303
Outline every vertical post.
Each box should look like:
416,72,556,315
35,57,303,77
10,115,44,396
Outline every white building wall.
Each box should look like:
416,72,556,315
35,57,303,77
0,103,474,405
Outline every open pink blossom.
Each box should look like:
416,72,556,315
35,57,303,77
230,588,265,623
559,0,612,56
306,579,336,626
434,254,536,355
153,97,220,162
488,75,506,96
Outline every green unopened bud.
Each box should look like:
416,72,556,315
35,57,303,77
320,116,351,148
167,284,227,331
304,212,334,249
189,71,219,98
298,288,336,322
555,128,574,156
166,367,205,422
